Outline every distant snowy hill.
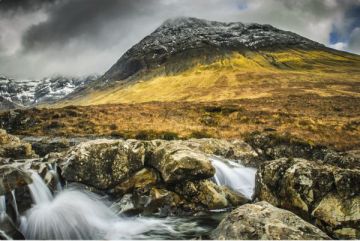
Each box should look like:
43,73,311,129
0,74,99,110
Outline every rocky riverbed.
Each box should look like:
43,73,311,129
0,129,359,240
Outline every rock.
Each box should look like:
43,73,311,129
0,215,25,240
245,132,328,162
142,187,187,215
62,139,146,190
322,149,360,170
147,141,215,183
175,179,249,210
0,129,37,159
109,168,159,196
256,158,360,239
0,164,32,195
212,201,330,240
22,136,89,157
182,139,259,167
112,194,138,215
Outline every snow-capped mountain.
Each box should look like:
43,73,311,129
0,74,99,109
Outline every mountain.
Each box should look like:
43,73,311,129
0,74,99,110
50,17,360,105
102,17,323,82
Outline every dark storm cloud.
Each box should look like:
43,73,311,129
22,0,157,51
0,0,57,13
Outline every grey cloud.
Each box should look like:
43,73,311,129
0,0,57,14
22,0,159,51
349,27,360,52
0,0,359,79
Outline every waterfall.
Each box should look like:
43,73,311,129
11,190,20,223
47,163,62,192
0,195,6,221
21,170,198,240
210,156,257,199
27,171,53,204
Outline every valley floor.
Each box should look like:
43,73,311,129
1,92,359,151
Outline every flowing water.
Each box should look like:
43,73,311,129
21,172,218,240
11,190,20,223
3,156,256,240
0,195,6,221
210,156,257,199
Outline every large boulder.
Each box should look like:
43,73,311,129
0,129,37,159
147,141,215,183
256,158,360,239
62,139,145,190
212,201,330,240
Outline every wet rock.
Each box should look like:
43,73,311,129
0,129,37,159
175,179,249,210
142,187,187,215
112,194,139,215
147,141,215,183
212,201,330,240
62,139,145,190
0,164,32,195
0,215,25,240
109,168,159,196
256,158,360,239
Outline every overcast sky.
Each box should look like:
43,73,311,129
0,0,359,79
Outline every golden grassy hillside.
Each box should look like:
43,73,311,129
61,48,360,106
2,93,359,151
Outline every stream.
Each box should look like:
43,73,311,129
1,156,257,240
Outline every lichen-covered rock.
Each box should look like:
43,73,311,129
62,139,145,190
212,201,330,240
256,158,360,239
0,129,37,159
147,141,215,183
175,179,249,210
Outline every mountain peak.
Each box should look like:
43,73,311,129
102,17,324,82
159,17,217,28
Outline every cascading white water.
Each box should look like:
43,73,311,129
11,190,19,223
27,171,53,204
22,170,205,240
0,195,6,221
47,163,62,192
210,156,257,199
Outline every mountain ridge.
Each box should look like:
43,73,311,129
49,17,360,106
101,17,325,83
